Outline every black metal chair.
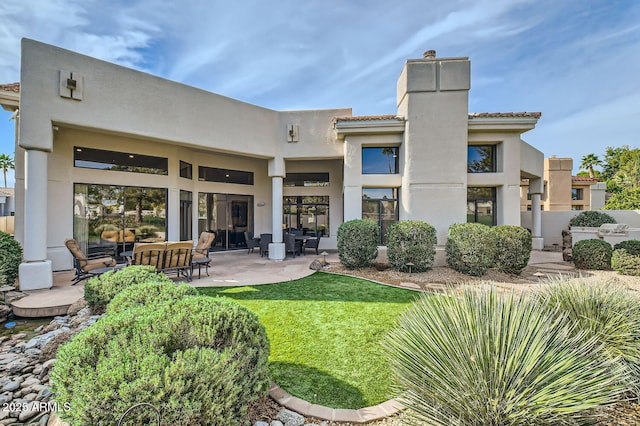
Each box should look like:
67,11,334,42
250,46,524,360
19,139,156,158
284,233,302,258
244,231,259,254
303,235,321,255
259,233,272,257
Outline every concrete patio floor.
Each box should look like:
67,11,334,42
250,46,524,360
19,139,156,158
11,249,562,318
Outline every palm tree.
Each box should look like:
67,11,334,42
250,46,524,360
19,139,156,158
0,153,15,188
381,148,397,173
579,153,602,178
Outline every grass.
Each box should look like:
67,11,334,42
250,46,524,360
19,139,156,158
198,272,419,409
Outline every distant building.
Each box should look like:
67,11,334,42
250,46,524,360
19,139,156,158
520,156,606,211
0,187,15,216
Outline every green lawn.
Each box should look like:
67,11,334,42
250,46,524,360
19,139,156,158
198,272,419,409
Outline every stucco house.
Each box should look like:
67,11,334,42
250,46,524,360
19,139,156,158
520,156,606,211
2,40,545,290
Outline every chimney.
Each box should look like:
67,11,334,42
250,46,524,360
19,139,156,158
423,50,436,59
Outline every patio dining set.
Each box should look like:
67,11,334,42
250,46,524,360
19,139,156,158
243,230,322,258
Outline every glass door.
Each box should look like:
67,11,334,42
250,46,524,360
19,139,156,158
362,188,399,245
180,190,192,241
198,193,253,251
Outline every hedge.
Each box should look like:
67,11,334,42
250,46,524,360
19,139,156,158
386,220,437,272
446,223,496,276
491,225,531,275
0,231,22,287
337,219,379,269
573,239,612,270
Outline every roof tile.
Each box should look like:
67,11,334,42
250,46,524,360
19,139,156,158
469,112,542,119
0,83,20,93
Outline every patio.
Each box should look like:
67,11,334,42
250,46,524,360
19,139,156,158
11,250,339,317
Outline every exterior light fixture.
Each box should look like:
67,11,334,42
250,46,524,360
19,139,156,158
321,250,329,264
128,154,134,158
406,262,415,274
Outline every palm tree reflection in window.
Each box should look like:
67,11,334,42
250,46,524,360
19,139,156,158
381,147,398,174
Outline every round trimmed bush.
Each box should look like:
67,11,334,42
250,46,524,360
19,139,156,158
491,225,531,275
569,210,616,228
51,296,270,425
0,231,22,286
446,223,496,276
614,240,640,256
107,281,198,314
386,220,437,272
384,286,626,425
337,219,379,269
84,265,173,313
612,248,640,276
573,239,612,270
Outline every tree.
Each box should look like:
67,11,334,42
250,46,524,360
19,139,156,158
604,187,640,210
602,146,632,181
579,153,602,178
0,153,14,188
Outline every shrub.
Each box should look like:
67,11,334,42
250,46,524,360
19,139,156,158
337,219,379,269
614,240,640,256
573,239,612,270
384,286,626,425
535,277,640,397
569,210,616,228
445,223,496,276
107,281,198,314
612,249,640,276
0,231,22,286
84,266,172,313
386,221,437,272
490,225,531,275
51,296,270,425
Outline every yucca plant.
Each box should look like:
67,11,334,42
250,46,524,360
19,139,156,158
384,286,627,426
535,276,640,398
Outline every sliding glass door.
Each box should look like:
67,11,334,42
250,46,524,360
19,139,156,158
198,193,253,251
73,183,167,257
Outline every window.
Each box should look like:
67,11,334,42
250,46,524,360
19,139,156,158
73,183,167,257
467,187,496,226
283,196,329,237
180,161,192,179
74,147,168,175
198,166,254,185
571,188,583,201
362,188,399,245
467,145,496,173
571,205,584,211
362,147,399,174
284,173,329,187
198,193,254,250
180,190,192,241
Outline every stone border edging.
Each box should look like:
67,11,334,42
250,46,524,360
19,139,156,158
269,382,404,423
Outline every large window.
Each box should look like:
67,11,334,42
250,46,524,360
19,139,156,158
467,145,496,173
180,190,192,241
362,188,398,245
571,188,584,201
74,147,168,175
283,196,329,237
180,161,193,179
362,147,399,174
284,173,329,187
198,166,254,185
467,187,496,226
73,183,167,257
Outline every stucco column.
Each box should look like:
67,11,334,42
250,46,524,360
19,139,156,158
268,157,285,260
18,149,53,290
529,177,544,250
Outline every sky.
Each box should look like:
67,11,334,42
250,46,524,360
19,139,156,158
1,0,639,187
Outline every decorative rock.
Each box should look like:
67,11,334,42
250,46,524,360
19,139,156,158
254,422,270,426
21,377,40,388
67,299,88,317
0,392,12,404
6,360,28,373
32,365,42,376
0,410,8,420
0,417,18,425
276,409,305,426
18,401,39,421
2,381,19,392
33,326,43,333
11,334,27,341
42,359,55,369
36,387,52,401
0,355,17,365
0,286,15,292
270,421,284,426
25,329,65,350
39,413,50,426
24,392,37,401
24,349,41,359
4,291,27,304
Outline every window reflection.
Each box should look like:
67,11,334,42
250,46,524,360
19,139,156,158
362,147,399,174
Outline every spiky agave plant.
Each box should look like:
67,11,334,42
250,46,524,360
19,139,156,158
535,276,640,398
384,286,627,426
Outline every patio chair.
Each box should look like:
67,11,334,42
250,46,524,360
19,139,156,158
164,241,193,282
303,235,322,255
192,232,215,261
259,233,272,257
284,233,302,258
244,231,259,254
64,238,118,285
132,242,166,270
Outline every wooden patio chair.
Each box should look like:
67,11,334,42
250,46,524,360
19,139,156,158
64,238,117,285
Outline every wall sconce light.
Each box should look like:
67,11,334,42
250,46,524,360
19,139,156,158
287,124,299,143
257,201,266,207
